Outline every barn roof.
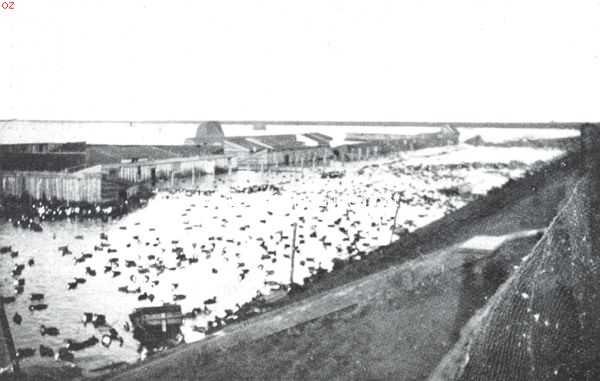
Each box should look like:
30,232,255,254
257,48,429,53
86,144,221,165
302,133,332,146
225,137,269,152
225,134,313,151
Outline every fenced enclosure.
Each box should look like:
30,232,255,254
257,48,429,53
0,171,102,203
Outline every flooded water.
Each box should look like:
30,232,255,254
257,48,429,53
0,145,563,372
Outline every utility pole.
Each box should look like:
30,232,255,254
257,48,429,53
290,222,298,285
390,191,404,244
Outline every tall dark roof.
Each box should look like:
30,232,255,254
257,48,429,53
185,121,225,145
195,121,224,139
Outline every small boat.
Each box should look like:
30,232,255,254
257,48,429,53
129,304,184,349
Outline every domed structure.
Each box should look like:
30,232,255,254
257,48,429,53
185,121,225,147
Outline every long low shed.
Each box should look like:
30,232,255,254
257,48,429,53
0,170,102,202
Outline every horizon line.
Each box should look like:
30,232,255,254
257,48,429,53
0,119,596,129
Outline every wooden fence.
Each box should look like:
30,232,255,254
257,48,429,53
0,170,102,202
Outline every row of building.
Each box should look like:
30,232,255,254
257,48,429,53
0,121,460,202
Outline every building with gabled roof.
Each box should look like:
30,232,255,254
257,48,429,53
223,133,333,169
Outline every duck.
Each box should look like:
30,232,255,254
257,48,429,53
66,336,99,351
40,324,60,336
55,347,74,362
11,266,24,277
29,304,48,311
39,344,54,357
101,328,124,348
92,314,106,327
67,281,78,290
30,293,44,301
16,347,35,359
58,246,72,255
12,312,22,325
82,312,94,324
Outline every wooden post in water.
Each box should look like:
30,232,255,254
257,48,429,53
290,222,298,285
192,166,195,188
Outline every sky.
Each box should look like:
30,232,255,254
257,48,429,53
1,0,600,122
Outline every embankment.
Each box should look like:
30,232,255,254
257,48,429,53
431,174,600,380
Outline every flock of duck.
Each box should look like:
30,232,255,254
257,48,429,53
3,194,149,227
0,155,519,368
1,246,125,361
